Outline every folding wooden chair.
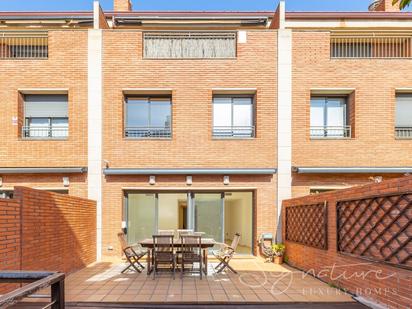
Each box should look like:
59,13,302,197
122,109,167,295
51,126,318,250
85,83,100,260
117,232,147,273
213,233,241,274
152,235,176,279
179,235,203,279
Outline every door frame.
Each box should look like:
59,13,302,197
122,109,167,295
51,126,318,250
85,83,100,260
123,189,255,254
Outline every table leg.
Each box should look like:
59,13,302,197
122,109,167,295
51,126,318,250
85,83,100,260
147,249,152,275
203,249,208,276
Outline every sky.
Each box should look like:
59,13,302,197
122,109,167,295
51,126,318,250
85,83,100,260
0,0,407,12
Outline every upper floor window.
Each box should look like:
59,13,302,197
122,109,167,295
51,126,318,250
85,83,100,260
395,94,412,139
213,96,254,139
310,97,351,139
0,31,48,59
0,190,13,199
331,35,412,59
23,94,68,139
143,32,236,59
125,97,172,139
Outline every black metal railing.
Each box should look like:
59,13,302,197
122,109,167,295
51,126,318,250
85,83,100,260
310,126,351,139
0,271,65,309
395,127,412,139
213,126,255,138
125,126,171,138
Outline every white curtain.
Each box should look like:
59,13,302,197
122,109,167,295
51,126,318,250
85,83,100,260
145,34,236,59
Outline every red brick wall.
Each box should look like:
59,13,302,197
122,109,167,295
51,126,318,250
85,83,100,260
102,30,277,169
0,187,96,294
0,198,21,294
283,176,412,309
292,31,412,168
102,174,276,257
0,30,88,168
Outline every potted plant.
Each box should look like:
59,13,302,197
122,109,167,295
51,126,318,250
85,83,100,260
272,244,286,264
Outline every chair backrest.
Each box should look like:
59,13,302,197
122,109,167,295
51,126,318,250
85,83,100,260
177,229,194,238
153,235,174,254
259,233,274,250
117,231,128,250
181,235,202,256
158,229,175,236
230,233,241,251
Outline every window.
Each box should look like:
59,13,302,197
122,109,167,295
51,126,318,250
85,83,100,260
125,97,172,138
331,35,412,59
143,32,236,59
0,190,13,199
310,97,350,139
23,94,68,139
395,94,412,139
213,96,254,138
0,31,48,59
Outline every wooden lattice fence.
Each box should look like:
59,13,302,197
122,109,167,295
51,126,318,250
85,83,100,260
337,192,412,270
285,202,328,250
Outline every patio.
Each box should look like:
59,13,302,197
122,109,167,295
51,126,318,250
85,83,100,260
62,257,356,305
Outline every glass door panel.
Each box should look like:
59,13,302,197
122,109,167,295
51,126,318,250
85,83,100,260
127,193,156,244
158,193,187,231
194,193,224,243
224,192,253,255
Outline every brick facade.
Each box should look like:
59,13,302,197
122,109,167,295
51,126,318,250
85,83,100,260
102,174,276,256
0,30,88,168
0,187,96,293
283,176,412,309
102,30,277,169
0,1,411,278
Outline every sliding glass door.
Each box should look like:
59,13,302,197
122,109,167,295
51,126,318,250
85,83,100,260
193,193,224,243
125,191,253,254
126,193,156,244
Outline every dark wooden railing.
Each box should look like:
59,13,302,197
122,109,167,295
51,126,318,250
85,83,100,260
0,271,65,309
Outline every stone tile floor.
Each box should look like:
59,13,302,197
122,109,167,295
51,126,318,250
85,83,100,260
61,257,355,304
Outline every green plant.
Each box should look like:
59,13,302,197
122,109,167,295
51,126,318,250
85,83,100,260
393,0,411,9
272,244,286,257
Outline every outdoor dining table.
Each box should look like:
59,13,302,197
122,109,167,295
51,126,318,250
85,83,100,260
139,238,216,276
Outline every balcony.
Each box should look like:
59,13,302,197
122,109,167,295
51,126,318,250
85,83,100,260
213,126,255,139
395,127,412,139
22,126,68,139
125,126,171,139
310,126,351,139
331,35,412,59
0,31,48,59
143,32,237,59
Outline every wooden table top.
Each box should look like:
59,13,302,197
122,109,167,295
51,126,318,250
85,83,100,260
139,238,216,248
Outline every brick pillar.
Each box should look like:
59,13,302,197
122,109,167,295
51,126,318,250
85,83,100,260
369,0,400,12
114,0,132,11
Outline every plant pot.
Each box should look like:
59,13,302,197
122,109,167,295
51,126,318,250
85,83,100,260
274,256,283,264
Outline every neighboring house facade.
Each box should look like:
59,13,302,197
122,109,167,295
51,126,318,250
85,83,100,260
0,0,411,257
